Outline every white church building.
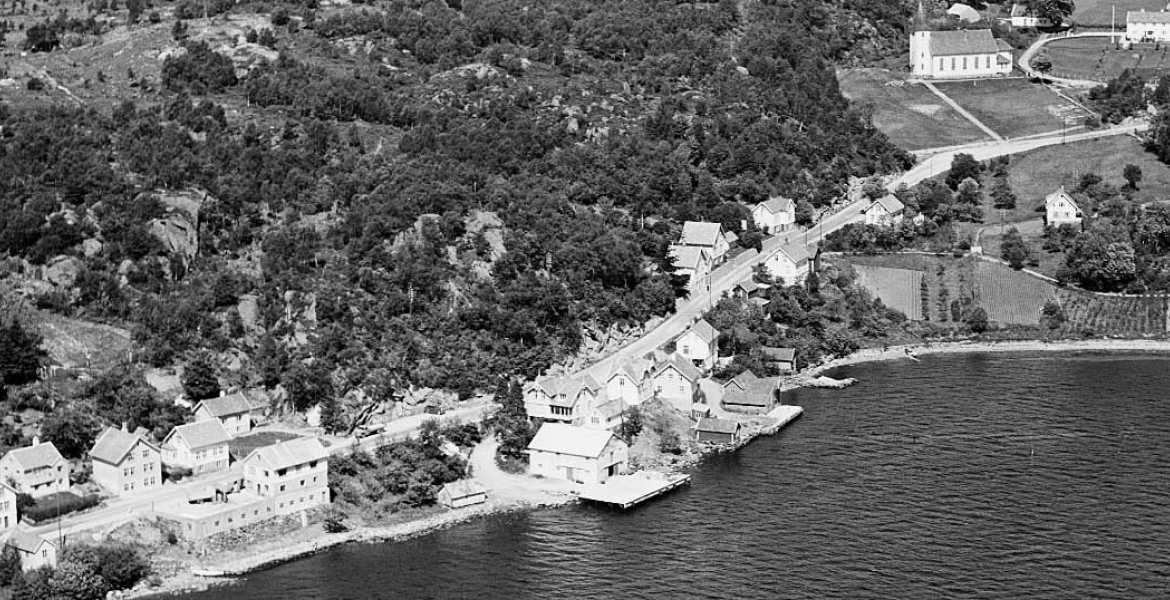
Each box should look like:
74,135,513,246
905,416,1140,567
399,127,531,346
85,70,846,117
909,29,1014,79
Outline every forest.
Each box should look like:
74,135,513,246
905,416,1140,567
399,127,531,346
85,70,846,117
0,0,915,421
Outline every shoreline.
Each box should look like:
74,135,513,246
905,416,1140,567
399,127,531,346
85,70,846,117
139,337,1170,598
784,338,1170,390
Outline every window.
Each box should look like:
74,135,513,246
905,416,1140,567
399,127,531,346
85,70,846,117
279,484,286,492
986,56,991,68
550,406,572,416
142,450,149,459
962,57,967,69
939,58,945,71
681,345,690,355
951,57,955,70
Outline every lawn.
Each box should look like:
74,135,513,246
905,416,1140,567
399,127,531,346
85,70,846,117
1073,0,1167,27
229,430,304,460
837,68,990,150
1006,135,1170,207
1045,37,1170,82
850,264,925,320
979,218,1065,278
932,78,1090,139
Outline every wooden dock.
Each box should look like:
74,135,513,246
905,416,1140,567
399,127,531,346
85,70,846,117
578,473,691,509
760,405,803,435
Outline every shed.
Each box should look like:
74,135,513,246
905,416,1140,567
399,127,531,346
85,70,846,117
438,480,488,509
695,418,742,445
759,347,797,373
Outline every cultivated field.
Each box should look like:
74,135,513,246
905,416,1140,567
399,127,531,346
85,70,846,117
1006,136,1170,206
1073,0,1166,27
1058,290,1168,335
851,264,925,320
844,254,975,323
837,68,989,150
1045,37,1170,81
974,261,1056,325
932,78,1091,139
979,219,1065,278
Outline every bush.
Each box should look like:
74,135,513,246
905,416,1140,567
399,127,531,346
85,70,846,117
21,492,101,523
161,41,238,93
322,507,348,533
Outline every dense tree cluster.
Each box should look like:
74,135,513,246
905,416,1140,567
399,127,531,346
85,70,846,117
11,544,150,600
0,0,916,409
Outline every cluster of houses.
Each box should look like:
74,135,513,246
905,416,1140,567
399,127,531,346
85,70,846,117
0,391,334,571
523,316,798,485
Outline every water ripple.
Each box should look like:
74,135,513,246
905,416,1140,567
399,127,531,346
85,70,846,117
188,352,1170,600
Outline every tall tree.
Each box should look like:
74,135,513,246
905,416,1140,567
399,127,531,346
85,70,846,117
1000,227,1031,269
0,321,45,386
180,351,220,401
1123,164,1142,191
946,153,982,190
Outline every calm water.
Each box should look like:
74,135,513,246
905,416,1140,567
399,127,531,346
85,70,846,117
188,352,1170,599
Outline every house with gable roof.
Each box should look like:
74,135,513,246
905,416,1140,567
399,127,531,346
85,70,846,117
752,196,796,233
602,358,654,406
861,194,906,226
193,391,255,437
679,221,731,264
909,29,1013,79
761,237,811,285
1009,3,1052,27
583,399,629,432
1127,10,1170,41
89,425,162,496
3,527,57,571
162,420,232,474
947,3,980,23
523,375,603,424
652,355,702,410
0,439,70,498
668,244,712,291
675,318,720,370
722,371,779,414
526,423,628,484
695,417,743,445
242,437,329,514
732,277,770,300
759,347,797,373
1044,186,1083,227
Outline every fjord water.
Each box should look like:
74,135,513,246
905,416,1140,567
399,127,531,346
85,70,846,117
190,353,1170,599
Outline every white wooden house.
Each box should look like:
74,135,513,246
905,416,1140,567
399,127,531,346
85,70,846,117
675,319,720,370
523,375,602,424
0,440,70,499
679,221,731,264
3,528,56,572
751,197,796,233
668,244,713,292
861,194,906,226
602,359,654,406
1009,3,1051,27
193,392,255,437
1127,10,1170,41
0,483,15,531
1045,187,1083,227
242,437,330,515
652,356,702,411
437,480,487,509
88,425,162,496
761,238,811,285
162,420,232,474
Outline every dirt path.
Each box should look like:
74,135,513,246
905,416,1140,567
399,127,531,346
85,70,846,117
919,80,1005,142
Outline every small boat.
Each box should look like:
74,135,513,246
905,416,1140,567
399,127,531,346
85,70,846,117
192,569,228,578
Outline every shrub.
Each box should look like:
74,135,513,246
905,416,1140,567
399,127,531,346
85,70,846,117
161,41,238,93
21,492,101,523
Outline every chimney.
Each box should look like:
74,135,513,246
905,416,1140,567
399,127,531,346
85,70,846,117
31,436,40,446
220,390,226,397
121,422,129,432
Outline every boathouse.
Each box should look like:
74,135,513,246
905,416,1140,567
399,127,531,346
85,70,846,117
438,480,488,509
527,423,629,484
695,417,742,445
721,372,778,414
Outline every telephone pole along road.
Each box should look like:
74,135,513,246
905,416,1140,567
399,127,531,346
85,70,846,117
576,122,1149,382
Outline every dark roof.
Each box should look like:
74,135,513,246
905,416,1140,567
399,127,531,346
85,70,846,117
722,377,777,407
696,417,741,435
760,347,796,362
194,392,253,418
927,29,999,56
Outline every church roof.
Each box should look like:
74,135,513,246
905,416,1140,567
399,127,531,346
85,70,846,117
927,29,999,56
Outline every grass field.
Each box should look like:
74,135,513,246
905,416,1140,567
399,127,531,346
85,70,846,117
1058,290,1167,334
974,260,1056,325
979,218,1066,277
1045,37,1170,81
932,78,1091,139
838,68,990,150
1073,0,1166,27
851,264,925,320
1006,136,1170,207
